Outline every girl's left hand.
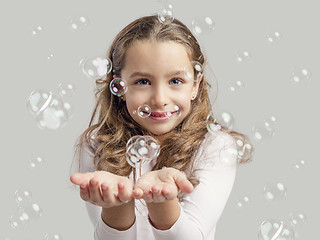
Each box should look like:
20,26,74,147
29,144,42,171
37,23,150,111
133,167,194,203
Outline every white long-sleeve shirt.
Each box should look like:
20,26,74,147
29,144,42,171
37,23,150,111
79,131,237,240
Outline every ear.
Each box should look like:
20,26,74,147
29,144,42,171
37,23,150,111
191,76,201,100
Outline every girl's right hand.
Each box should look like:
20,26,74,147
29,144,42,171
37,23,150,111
70,171,134,208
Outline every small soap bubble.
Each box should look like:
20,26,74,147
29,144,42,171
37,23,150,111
233,135,253,163
31,26,43,36
69,15,89,31
289,212,307,228
47,53,54,60
210,110,234,132
158,1,174,24
206,113,222,135
28,156,45,170
263,182,287,201
236,196,251,208
252,115,277,142
191,16,215,37
218,140,238,168
135,104,151,118
80,56,112,80
164,104,181,119
184,61,204,82
14,189,32,205
10,212,26,229
293,159,306,170
44,233,62,240
291,67,311,85
267,31,281,43
58,83,76,97
228,80,245,92
258,220,295,240
109,78,128,96
236,51,250,63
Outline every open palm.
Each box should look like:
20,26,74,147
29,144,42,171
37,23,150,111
133,167,194,203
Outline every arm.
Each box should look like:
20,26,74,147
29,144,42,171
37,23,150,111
72,141,137,240
134,132,238,240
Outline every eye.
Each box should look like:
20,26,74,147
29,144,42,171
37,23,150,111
170,78,183,85
135,79,150,85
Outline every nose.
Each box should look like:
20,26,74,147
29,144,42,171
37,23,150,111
149,84,168,108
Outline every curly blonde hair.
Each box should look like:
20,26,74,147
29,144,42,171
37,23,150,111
73,15,253,187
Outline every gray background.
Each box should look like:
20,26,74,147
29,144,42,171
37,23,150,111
1,0,319,239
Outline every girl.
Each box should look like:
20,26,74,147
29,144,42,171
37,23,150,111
70,14,252,240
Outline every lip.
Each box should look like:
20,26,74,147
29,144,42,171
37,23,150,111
149,112,170,121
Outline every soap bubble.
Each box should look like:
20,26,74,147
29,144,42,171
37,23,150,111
133,104,151,118
233,135,253,163
236,51,250,63
47,53,54,60
206,113,222,134
109,78,128,96
258,220,295,240
293,159,306,170
58,83,76,97
236,196,251,208
126,136,160,168
209,110,234,132
289,212,307,228
267,31,281,43
191,16,215,37
291,67,311,85
69,15,89,31
218,138,238,168
164,104,181,119
252,115,277,142
80,56,112,80
14,189,32,205
31,26,43,36
27,90,73,130
158,1,174,24
10,202,42,228
184,61,204,82
28,156,45,170
44,233,62,240
227,79,245,92
263,182,287,201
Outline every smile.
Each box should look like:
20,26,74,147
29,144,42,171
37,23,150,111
148,112,174,121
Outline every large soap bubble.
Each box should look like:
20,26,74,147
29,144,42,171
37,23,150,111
80,55,112,80
126,135,160,183
26,90,73,130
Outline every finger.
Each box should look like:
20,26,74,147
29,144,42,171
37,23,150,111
151,185,166,202
174,173,194,193
70,172,94,185
70,173,85,185
143,189,154,203
162,184,177,201
80,183,90,201
89,178,103,203
101,182,116,205
118,182,132,203
133,187,144,199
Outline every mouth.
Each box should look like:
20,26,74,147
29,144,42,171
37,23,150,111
148,111,175,121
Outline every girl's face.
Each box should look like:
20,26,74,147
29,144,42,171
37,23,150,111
121,40,200,136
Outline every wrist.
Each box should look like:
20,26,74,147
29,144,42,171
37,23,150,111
101,199,135,231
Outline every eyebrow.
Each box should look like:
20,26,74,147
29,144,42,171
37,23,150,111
128,70,186,79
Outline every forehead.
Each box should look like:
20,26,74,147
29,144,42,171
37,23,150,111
122,40,191,74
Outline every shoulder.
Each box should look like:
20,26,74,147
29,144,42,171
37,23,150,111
193,131,238,169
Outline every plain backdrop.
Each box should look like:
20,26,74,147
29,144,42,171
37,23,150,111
0,0,319,239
